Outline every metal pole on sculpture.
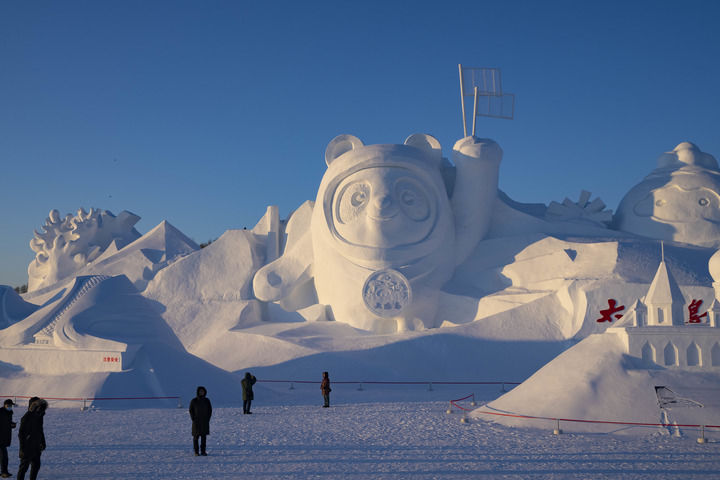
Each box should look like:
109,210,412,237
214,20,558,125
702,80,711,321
458,63,467,137
472,86,479,137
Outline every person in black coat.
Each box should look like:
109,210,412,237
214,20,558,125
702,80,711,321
189,386,212,456
17,398,47,480
241,372,256,414
0,399,17,478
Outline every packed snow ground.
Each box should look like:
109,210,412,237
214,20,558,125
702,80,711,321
8,384,720,479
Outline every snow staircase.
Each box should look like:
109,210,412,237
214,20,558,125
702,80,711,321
33,275,110,345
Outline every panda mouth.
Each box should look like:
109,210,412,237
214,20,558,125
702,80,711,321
368,213,398,222
650,215,720,225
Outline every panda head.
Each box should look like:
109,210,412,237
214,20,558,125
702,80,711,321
318,134,452,251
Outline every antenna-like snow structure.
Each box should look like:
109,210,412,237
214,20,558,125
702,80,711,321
661,240,665,263
457,64,515,137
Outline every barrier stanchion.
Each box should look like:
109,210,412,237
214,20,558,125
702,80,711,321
81,398,88,411
553,418,562,435
449,393,476,423
698,425,707,444
289,383,295,390
357,383,364,391
470,394,477,407
428,382,433,391
446,402,453,414
177,397,182,408
500,382,506,393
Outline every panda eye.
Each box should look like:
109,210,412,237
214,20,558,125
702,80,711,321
401,191,416,206
336,182,370,224
395,178,430,221
699,198,709,206
351,190,367,207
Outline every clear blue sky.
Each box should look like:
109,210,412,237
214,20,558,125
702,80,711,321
2,0,719,287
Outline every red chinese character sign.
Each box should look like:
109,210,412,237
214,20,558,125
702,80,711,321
687,299,708,323
596,299,625,322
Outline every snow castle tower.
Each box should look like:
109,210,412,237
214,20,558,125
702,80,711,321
643,247,685,327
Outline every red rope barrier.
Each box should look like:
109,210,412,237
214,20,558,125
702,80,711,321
449,393,476,412
2,395,179,402
258,380,520,385
473,408,720,429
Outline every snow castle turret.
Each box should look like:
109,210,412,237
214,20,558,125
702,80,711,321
643,251,685,326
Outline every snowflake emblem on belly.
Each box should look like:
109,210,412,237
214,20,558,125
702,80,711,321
362,269,412,317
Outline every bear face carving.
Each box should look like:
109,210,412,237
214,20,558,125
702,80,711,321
331,166,440,249
614,142,720,247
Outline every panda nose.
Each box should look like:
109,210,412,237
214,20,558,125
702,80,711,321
370,191,397,218
377,195,393,210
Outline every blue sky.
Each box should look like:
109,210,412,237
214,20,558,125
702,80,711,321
2,0,719,287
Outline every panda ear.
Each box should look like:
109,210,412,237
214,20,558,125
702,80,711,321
325,135,364,166
404,134,442,154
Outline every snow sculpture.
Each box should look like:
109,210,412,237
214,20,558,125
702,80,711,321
28,208,141,292
253,134,502,332
614,142,720,247
545,190,612,226
609,251,720,369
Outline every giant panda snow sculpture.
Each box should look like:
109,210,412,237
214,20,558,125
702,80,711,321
253,134,502,332
614,142,720,248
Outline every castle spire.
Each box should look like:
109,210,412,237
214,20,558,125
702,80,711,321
645,247,685,326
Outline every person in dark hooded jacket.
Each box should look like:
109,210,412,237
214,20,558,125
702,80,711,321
0,399,17,478
17,397,47,480
241,372,256,414
189,386,212,456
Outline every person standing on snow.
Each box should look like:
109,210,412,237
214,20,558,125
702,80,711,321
241,372,257,414
189,386,212,456
320,371,331,408
0,399,17,478
17,397,47,480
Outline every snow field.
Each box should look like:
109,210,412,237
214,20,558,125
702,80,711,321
9,384,720,479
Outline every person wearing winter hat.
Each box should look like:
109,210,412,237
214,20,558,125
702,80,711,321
17,397,47,480
0,399,17,478
189,386,212,456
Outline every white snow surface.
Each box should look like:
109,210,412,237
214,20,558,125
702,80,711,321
5,207,720,449
476,333,720,434
6,384,720,479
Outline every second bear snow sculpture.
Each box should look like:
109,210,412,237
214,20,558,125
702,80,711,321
253,134,502,332
614,142,720,248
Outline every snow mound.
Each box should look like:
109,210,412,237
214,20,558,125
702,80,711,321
144,229,275,370
0,286,39,328
0,275,252,404
474,332,720,434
